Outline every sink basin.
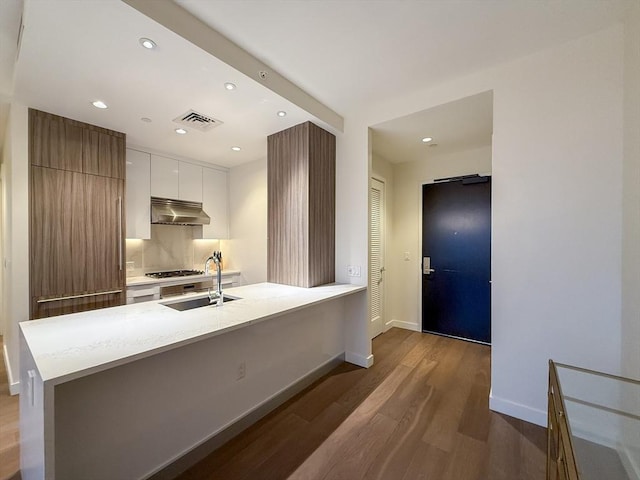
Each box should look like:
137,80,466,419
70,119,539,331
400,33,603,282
161,295,240,311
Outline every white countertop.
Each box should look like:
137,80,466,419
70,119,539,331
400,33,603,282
20,282,366,385
126,270,241,287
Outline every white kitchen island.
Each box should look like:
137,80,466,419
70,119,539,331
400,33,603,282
19,282,368,480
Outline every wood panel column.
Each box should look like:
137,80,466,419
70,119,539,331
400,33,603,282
267,122,335,288
29,109,126,319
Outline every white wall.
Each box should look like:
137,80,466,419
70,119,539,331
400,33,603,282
491,26,623,425
348,25,625,425
622,0,640,381
1,136,6,337
621,3,640,473
2,102,28,395
221,158,268,286
386,145,492,332
337,121,369,288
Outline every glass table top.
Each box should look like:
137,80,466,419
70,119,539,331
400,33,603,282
555,363,640,480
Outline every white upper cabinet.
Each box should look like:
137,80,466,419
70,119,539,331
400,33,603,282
178,162,203,203
150,155,179,199
150,155,203,202
126,149,151,239
202,167,228,239
141,151,228,239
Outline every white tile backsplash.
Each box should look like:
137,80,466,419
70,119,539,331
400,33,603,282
125,225,220,277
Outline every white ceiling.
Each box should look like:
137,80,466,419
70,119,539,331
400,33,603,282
12,0,317,168
372,91,493,164
5,0,631,166
0,0,23,149
177,0,630,115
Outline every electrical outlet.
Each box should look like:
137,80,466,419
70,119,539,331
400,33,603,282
237,361,246,380
347,265,361,277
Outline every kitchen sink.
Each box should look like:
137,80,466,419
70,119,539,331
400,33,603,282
161,295,240,311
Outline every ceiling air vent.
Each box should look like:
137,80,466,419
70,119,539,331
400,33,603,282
172,110,223,132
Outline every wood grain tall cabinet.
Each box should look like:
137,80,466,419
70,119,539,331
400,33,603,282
29,109,126,319
267,121,335,288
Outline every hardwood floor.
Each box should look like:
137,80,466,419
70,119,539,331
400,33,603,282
177,329,547,480
0,329,546,480
0,336,20,480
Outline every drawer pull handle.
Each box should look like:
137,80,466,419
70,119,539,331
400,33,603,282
37,290,123,304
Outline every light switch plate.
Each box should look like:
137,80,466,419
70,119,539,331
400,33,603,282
347,265,361,277
404,252,410,261
126,261,135,272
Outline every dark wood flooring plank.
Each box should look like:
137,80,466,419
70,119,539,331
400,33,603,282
337,332,421,412
487,412,524,480
457,346,492,442
400,332,440,368
486,413,547,480
421,340,473,452
288,364,412,480
378,358,437,422
441,433,489,480
362,374,440,480
401,442,450,480
200,413,308,480
320,412,397,480
517,417,548,480
290,362,365,422
253,402,350,480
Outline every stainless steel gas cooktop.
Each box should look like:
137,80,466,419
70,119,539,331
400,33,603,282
144,270,204,279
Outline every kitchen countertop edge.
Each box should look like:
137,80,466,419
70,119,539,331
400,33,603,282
20,282,366,387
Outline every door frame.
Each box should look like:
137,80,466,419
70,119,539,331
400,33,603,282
416,174,492,339
369,175,387,339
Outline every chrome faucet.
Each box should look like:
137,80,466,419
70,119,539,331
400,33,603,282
205,251,223,305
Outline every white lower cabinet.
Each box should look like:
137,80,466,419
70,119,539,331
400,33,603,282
202,167,229,239
126,149,151,239
126,284,161,304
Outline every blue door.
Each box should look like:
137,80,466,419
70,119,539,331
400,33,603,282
422,178,491,343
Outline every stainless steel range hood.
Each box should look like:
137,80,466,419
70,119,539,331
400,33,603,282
151,197,210,225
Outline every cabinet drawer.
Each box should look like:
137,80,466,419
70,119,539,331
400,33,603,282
126,285,161,304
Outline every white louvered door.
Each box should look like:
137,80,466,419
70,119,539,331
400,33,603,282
370,178,385,339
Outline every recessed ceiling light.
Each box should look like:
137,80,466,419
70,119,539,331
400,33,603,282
92,100,108,109
277,111,287,117
140,117,152,123
139,38,156,49
231,146,241,152
175,128,187,135
421,137,433,143
224,82,236,90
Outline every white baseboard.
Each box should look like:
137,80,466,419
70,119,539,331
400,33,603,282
489,390,546,427
345,351,374,368
385,319,420,332
3,343,20,396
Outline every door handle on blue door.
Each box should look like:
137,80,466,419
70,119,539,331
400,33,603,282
423,257,435,275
